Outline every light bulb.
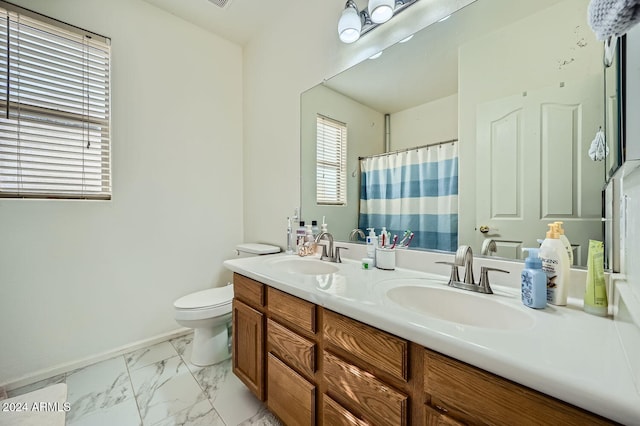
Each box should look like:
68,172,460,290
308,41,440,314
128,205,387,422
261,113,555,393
338,4,361,43
368,0,394,24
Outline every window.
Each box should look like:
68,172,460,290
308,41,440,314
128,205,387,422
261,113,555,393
0,2,111,199
316,114,347,205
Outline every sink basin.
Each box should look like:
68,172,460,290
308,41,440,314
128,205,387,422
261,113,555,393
386,285,534,330
270,258,339,275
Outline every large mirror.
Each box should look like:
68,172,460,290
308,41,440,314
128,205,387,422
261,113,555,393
301,0,618,267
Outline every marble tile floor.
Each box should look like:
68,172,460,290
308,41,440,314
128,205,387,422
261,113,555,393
6,333,282,426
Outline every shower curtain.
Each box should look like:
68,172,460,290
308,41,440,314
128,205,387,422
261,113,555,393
358,143,458,251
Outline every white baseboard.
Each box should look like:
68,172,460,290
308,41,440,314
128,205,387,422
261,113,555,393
1,327,192,391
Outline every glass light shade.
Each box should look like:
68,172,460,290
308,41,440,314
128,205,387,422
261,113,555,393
369,0,394,23
338,7,361,43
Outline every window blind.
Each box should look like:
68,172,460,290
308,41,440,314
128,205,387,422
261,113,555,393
0,2,111,199
316,114,347,205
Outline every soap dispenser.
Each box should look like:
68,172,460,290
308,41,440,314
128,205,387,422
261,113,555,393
521,248,547,309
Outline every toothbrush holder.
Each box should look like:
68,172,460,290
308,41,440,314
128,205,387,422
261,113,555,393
376,247,396,270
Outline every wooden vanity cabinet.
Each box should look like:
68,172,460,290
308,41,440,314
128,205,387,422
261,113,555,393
231,273,615,425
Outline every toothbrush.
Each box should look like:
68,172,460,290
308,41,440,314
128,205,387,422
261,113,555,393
398,230,411,246
381,233,386,248
390,234,398,249
403,232,414,247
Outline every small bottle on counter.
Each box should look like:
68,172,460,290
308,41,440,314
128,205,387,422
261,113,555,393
521,248,547,309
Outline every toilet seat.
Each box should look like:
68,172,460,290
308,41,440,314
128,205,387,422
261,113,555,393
174,285,233,321
174,285,233,310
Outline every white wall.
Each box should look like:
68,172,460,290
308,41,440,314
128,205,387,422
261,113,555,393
0,0,243,384
300,85,385,240
391,94,458,151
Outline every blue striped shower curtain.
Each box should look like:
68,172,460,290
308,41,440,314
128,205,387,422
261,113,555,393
358,143,458,251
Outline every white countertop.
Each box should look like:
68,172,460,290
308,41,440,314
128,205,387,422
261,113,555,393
224,252,640,424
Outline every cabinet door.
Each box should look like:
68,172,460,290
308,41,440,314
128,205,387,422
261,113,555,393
268,353,316,426
232,299,264,400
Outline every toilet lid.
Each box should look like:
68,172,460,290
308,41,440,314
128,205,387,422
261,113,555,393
237,243,280,255
174,285,234,309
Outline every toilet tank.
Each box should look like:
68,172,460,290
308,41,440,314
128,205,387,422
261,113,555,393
235,243,280,258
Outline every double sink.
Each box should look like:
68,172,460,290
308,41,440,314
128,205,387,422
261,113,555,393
267,256,534,331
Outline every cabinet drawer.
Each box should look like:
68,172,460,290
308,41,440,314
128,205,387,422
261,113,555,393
267,353,316,426
424,349,614,425
323,310,408,382
323,351,408,426
267,318,316,380
233,274,264,308
268,287,316,334
323,394,370,426
424,405,464,426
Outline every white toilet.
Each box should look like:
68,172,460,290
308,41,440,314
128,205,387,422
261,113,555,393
173,243,280,366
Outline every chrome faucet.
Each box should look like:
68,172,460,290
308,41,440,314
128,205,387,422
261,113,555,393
349,228,366,241
480,239,497,256
436,245,509,294
315,231,333,261
455,245,475,284
314,231,347,263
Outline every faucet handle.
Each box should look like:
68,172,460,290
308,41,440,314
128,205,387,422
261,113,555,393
334,246,348,263
478,266,509,294
435,261,460,285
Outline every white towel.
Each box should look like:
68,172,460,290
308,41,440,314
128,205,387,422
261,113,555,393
589,129,609,161
588,0,640,40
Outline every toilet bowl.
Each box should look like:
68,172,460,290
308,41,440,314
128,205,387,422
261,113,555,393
174,285,234,366
173,243,280,366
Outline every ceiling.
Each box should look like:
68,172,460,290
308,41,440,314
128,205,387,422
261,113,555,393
322,0,563,114
142,0,293,45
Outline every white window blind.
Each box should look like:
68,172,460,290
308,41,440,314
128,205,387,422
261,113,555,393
0,2,111,199
316,114,347,205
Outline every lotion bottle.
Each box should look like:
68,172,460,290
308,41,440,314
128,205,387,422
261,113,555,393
539,223,570,306
554,221,574,265
521,248,547,309
366,228,377,267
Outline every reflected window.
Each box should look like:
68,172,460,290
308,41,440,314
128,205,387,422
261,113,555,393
316,114,347,205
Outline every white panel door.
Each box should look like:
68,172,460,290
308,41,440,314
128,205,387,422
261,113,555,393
475,77,604,265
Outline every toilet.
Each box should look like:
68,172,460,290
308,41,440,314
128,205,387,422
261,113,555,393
173,243,280,366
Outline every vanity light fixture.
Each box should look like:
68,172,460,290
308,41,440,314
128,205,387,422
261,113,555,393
338,0,362,43
337,0,420,44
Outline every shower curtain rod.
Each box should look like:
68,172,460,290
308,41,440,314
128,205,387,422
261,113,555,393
358,138,458,160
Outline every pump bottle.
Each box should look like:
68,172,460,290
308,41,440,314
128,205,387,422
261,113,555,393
554,221,574,265
366,228,377,267
521,248,547,309
539,223,570,306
